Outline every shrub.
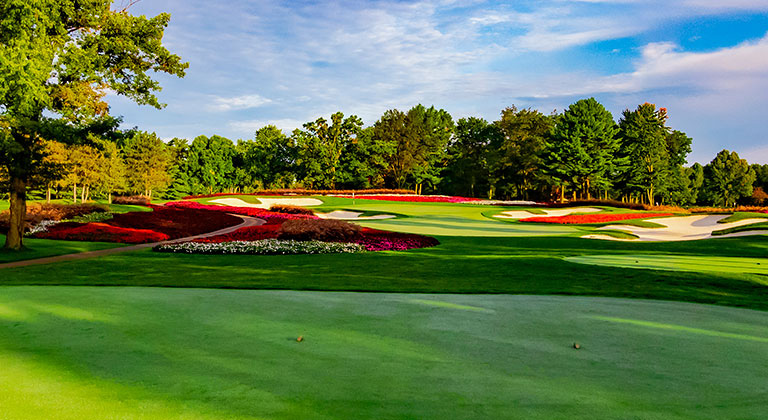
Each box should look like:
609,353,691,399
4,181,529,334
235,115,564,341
278,218,362,241
112,195,151,205
0,203,108,233
269,204,316,215
68,212,114,223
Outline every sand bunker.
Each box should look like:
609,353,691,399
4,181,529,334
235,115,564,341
583,214,766,242
209,197,323,209
316,210,396,220
494,207,601,220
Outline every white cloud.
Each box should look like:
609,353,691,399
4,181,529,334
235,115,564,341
209,94,272,112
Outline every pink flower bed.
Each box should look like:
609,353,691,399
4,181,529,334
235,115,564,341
37,222,169,244
349,228,440,251
337,195,482,203
164,201,317,224
520,213,674,224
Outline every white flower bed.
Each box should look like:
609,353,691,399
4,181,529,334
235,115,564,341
154,239,365,255
26,219,61,235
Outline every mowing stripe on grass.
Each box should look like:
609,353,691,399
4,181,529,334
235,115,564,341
406,298,495,313
565,254,768,277
590,316,768,343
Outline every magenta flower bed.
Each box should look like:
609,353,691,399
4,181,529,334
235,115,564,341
337,195,481,203
350,229,440,251
519,212,674,224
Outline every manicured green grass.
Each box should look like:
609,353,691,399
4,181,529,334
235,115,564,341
712,222,768,236
0,234,123,263
3,235,768,310
1,287,766,420
718,211,768,223
566,254,768,276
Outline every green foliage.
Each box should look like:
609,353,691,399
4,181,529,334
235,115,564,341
238,125,296,190
545,98,619,201
619,103,672,204
493,107,554,200
295,112,363,189
703,150,755,207
0,0,186,248
121,131,171,199
187,135,236,194
336,126,392,189
442,117,499,198
372,105,453,191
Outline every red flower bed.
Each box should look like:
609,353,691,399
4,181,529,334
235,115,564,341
107,205,243,238
519,213,674,224
337,195,482,203
37,222,169,244
35,205,243,243
165,201,317,224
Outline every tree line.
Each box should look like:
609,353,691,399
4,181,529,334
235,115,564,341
7,99,758,209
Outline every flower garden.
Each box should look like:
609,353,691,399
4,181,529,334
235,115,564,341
15,199,440,253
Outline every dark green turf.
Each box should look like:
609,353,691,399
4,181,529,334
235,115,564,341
3,235,768,310
1,287,766,419
0,234,123,263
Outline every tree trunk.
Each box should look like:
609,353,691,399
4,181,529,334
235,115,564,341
46,186,51,204
4,177,27,250
108,192,112,204
73,183,78,203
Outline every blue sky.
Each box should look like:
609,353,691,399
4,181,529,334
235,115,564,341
109,0,768,164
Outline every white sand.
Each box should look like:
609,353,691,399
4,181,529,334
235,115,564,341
494,207,602,219
585,214,767,241
316,210,396,220
210,197,323,209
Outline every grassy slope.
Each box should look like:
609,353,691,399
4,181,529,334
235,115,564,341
1,287,766,420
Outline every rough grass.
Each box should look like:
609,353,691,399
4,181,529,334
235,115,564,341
0,287,766,420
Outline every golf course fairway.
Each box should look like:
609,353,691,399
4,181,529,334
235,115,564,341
1,286,766,419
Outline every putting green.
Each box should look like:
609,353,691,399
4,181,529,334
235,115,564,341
1,287,767,419
309,198,579,236
565,254,768,277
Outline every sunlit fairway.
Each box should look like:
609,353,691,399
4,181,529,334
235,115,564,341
567,254,768,277
1,287,767,420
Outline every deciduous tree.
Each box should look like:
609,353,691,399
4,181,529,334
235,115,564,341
703,150,755,207
0,1,187,249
